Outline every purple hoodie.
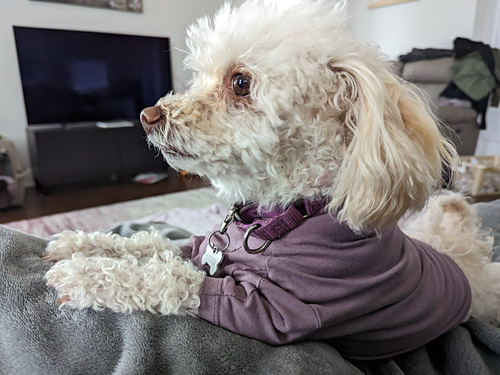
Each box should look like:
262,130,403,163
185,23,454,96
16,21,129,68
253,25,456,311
181,208,471,360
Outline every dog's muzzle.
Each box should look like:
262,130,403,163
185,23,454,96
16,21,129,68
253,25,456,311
140,105,166,134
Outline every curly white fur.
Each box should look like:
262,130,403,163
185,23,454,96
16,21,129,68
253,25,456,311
401,193,500,324
45,0,499,327
45,229,182,261
45,230,205,315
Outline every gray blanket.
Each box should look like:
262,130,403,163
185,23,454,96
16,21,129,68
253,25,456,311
0,224,499,375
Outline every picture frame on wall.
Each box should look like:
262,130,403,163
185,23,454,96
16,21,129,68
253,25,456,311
30,0,143,13
368,0,418,10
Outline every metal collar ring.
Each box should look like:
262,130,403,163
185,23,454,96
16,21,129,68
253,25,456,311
208,231,231,252
243,224,272,254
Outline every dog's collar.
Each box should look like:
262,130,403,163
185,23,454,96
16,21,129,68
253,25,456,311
202,198,329,273
234,198,328,243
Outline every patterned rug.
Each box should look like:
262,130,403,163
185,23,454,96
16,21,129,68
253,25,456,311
3,187,226,239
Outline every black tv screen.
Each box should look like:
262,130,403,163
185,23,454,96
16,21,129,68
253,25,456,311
13,26,172,125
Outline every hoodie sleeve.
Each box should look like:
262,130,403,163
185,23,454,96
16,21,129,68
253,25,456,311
179,235,206,259
197,275,320,345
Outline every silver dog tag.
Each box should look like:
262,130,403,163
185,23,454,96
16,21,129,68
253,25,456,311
201,244,223,276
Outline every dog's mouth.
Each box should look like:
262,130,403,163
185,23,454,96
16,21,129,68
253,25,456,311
146,130,195,160
162,145,195,159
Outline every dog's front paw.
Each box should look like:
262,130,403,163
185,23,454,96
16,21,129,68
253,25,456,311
44,230,86,262
45,255,106,310
45,251,206,315
44,230,124,262
45,254,147,313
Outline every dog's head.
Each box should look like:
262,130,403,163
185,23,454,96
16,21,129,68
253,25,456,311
142,0,457,233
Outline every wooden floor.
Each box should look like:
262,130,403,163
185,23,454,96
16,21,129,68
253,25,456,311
0,173,209,224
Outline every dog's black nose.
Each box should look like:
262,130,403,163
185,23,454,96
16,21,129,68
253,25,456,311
140,106,164,132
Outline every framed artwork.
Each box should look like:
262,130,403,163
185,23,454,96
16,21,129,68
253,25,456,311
368,0,418,10
30,0,143,13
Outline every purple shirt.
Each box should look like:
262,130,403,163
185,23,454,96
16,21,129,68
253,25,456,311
182,210,471,360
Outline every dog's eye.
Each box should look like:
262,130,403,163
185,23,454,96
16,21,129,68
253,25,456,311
232,74,251,96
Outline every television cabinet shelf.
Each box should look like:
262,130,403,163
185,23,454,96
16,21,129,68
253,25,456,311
27,122,166,192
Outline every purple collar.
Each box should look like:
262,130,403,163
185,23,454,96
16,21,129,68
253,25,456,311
234,198,328,241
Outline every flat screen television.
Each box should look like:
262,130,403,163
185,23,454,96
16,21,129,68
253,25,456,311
13,26,172,125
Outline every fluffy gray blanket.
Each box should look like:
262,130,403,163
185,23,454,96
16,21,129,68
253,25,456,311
0,221,499,374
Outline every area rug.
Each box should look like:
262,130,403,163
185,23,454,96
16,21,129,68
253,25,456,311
3,187,226,239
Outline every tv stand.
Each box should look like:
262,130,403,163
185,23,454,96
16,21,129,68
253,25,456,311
27,121,166,192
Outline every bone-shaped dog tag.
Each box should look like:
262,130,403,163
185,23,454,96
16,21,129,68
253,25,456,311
201,244,223,276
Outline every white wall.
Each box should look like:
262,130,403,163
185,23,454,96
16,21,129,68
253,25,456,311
347,0,478,59
473,0,500,155
0,0,227,184
473,0,499,45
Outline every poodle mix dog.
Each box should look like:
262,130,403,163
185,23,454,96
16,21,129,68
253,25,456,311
45,0,500,360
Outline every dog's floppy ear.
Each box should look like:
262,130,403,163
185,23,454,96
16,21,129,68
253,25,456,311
327,59,457,233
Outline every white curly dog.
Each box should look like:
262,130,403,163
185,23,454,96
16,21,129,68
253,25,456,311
45,0,500,359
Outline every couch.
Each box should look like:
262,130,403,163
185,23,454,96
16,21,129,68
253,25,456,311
399,57,479,155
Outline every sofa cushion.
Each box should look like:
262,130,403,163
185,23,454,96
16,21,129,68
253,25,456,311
401,57,453,84
415,83,447,103
437,105,477,124
412,83,476,123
